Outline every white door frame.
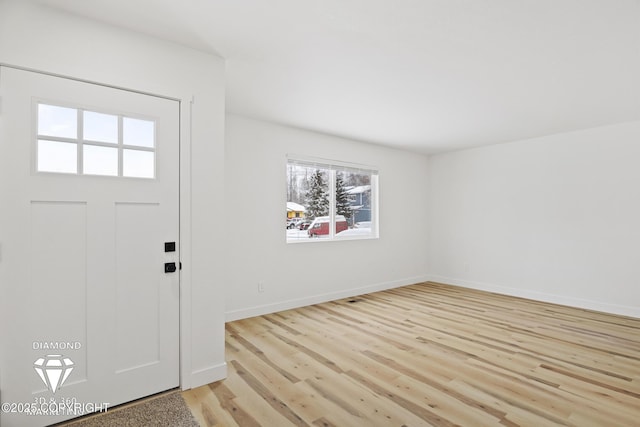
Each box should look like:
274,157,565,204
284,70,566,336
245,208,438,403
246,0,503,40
0,63,194,391
178,91,194,391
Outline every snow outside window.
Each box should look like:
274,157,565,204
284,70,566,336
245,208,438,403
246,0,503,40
286,157,378,243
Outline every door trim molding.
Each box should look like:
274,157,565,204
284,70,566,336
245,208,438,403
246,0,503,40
0,62,181,102
178,95,192,390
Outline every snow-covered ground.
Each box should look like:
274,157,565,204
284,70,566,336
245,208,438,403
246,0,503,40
286,226,372,242
334,227,373,238
286,228,311,240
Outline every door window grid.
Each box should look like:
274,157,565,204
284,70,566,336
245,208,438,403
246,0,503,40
36,102,156,178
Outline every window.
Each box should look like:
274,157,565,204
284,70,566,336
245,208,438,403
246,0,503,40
286,157,378,242
35,102,156,178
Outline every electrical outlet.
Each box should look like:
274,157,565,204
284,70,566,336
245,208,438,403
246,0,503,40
258,281,265,293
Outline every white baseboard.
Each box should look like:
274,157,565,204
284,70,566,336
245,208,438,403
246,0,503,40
185,362,227,390
428,275,640,319
225,275,430,322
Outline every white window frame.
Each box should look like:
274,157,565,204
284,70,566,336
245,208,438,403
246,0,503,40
286,155,379,243
33,99,157,179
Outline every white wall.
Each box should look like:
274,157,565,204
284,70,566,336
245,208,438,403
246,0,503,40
0,0,226,388
225,115,430,320
428,121,640,317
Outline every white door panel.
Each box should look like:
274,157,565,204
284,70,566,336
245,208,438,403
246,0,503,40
0,67,180,427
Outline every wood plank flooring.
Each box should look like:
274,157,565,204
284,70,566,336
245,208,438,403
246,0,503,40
183,282,640,426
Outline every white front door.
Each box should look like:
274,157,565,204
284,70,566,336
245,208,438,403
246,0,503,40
0,67,180,427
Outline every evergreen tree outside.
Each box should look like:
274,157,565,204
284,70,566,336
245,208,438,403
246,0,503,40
335,172,352,220
287,164,309,206
286,163,297,203
304,169,329,219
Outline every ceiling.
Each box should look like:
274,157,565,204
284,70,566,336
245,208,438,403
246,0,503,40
35,0,640,154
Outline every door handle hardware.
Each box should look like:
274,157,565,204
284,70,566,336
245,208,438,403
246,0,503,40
164,262,177,273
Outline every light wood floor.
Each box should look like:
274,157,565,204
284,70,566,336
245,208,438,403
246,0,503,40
183,282,640,426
